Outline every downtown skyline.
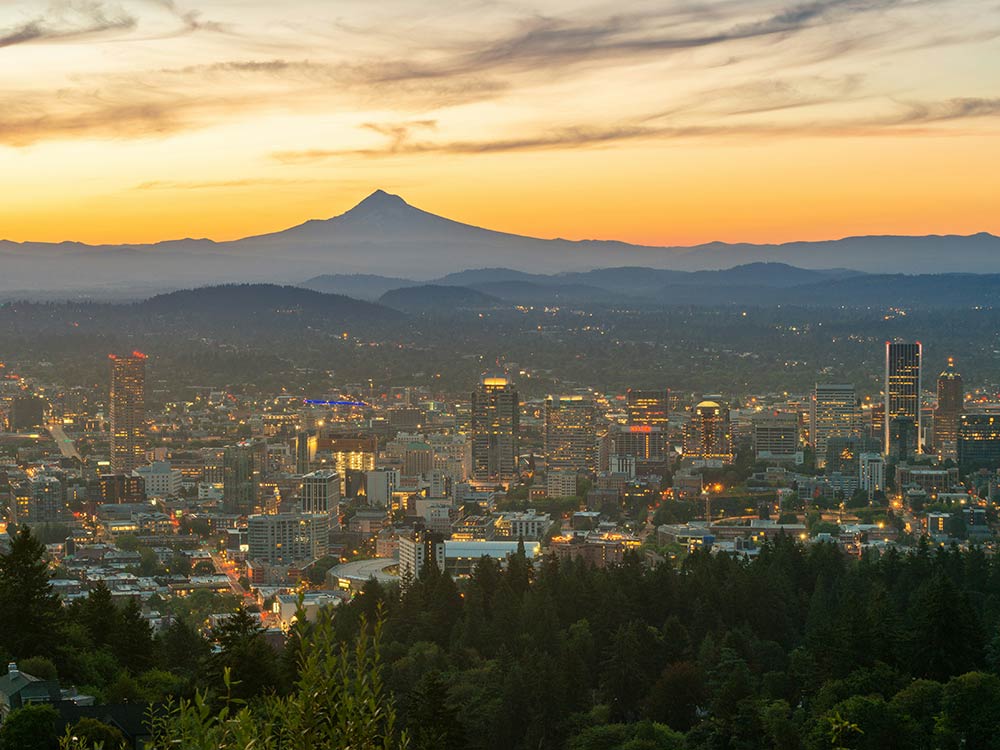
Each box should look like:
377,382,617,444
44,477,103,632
1,0,999,247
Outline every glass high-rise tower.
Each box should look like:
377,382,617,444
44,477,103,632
109,351,147,474
812,384,859,468
935,357,963,460
885,341,922,457
471,375,520,483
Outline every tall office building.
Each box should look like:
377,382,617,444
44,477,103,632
471,375,520,483
300,470,341,520
885,342,922,456
109,352,147,474
223,441,263,515
812,384,859,468
626,389,669,427
753,412,800,463
294,431,317,474
620,388,669,468
683,400,733,466
934,357,963,461
611,425,667,465
958,412,1000,466
545,395,598,473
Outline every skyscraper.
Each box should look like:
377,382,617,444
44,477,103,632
471,375,520,483
958,412,1000,466
934,357,963,461
626,389,669,427
300,470,341,520
109,351,147,474
885,342,922,456
545,395,597,473
294,431,317,474
683,400,733,466
619,388,669,469
812,384,859,468
223,441,263,515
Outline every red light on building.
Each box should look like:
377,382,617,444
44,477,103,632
629,425,653,433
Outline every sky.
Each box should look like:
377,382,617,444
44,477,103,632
1,0,998,246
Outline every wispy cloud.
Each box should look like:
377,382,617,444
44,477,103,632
1,0,997,152
134,177,335,190
273,92,1000,162
0,1,137,48
893,97,1000,124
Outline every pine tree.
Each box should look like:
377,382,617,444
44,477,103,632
118,598,154,674
209,605,282,701
0,526,65,659
406,670,465,750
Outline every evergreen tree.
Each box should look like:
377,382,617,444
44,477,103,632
156,617,210,678
208,605,282,701
0,526,65,659
118,598,154,673
75,581,119,651
406,670,464,750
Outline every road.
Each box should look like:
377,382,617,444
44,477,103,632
210,550,254,601
328,558,398,585
47,424,82,462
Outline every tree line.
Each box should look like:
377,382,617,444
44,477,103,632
3,525,1000,748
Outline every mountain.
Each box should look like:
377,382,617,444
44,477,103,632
300,273,418,300
2,189,998,293
378,284,502,312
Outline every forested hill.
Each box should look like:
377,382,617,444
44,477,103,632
2,527,1000,748
325,536,999,750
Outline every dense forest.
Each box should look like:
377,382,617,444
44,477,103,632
3,525,1000,749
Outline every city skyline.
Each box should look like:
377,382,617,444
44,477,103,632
2,0,999,246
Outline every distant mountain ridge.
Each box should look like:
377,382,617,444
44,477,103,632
303,263,862,301
308,266,1000,309
2,189,998,293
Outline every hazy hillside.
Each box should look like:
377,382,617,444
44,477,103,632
378,284,502,312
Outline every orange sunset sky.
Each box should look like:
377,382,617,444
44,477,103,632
1,0,999,247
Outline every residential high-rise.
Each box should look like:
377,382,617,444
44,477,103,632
223,441,263,515
934,357,963,461
683,400,733,466
109,351,147,474
544,395,597,473
885,341,922,455
626,389,669,427
471,375,520,483
812,384,859,468
247,512,329,565
859,453,885,498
